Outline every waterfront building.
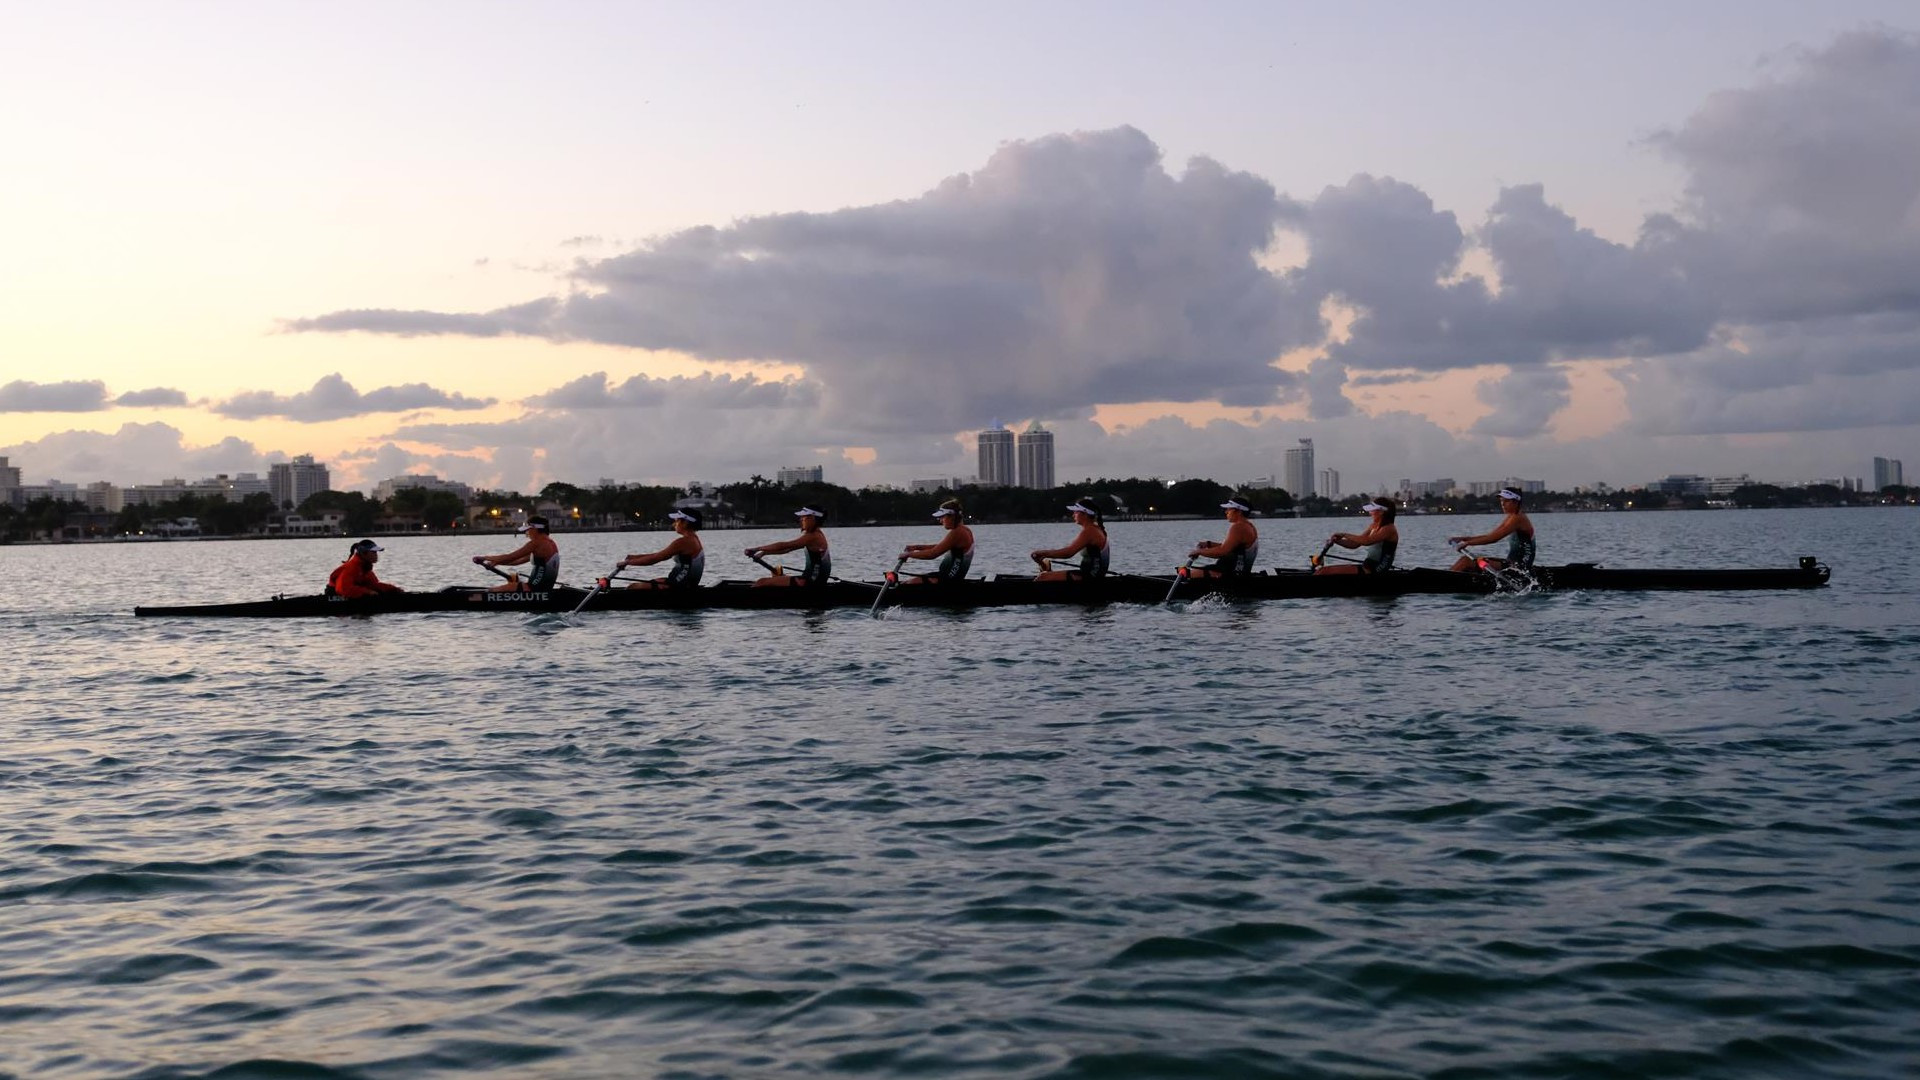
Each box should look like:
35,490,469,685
1317,468,1340,500
374,474,475,502
85,482,124,513
1016,422,1055,489
909,477,966,494
1283,439,1314,500
977,424,1015,488
1399,477,1456,501
1874,457,1905,490
269,454,331,510
0,456,20,507
777,464,825,486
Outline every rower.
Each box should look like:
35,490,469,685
1448,489,1536,573
1030,500,1110,581
620,510,704,589
746,507,830,587
327,539,406,599
474,515,560,592
1316,498,1399,575
1188,497,1260,578
900,499,975,585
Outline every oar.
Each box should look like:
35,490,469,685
568,562,627,616
1317,550,1366,565
869,556,909,616
749,553,780,576
1163,556,1198,604
1310,540,1336,569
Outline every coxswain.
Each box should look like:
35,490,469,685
1316,498,1399,574
620,509,704,589
474,515,560,592
900,498,975,585
327,539,405,598
1030,500,1110,581
746,508,830,587
1448,489,1536,572
1188,498,1260,578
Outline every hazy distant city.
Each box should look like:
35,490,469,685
0,434,1907,542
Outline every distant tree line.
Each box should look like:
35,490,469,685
3,478,1911,542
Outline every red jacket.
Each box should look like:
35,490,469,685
328,556,401,599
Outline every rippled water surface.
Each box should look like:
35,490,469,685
3,510,1916,1078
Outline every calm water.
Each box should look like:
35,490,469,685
2,510,1916,1079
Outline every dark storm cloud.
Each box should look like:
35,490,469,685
212,373,497,422
0,380,109,412
114,387,191,408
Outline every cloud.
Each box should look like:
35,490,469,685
0,380,109,412
1471,366,1572,438
282,300,559,339
524,371,820,411
295,126,1322,435
284,30,1920,472
0,423,269,484
114,387,191,408
212,373,497,422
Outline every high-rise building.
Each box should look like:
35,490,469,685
1873,457,1905,490
0,456,20,509
269,454,331,510
1317,468,1340,500
977,423,1015,488
776,464,825,486
1283,439,1314,500
1016,421,1055,489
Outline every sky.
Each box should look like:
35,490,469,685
4,1,1918,495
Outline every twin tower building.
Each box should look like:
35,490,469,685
977,422,1054,489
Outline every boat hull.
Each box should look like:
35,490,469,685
131,560,1830,617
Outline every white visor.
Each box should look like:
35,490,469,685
931,507,957,518
1498,489,1522,501
1066,502,1095,515
354,543,383,553
667,511,694,522
795,507,822,518
1221,499,1251,513
1361,502,1386,512
515,524,535,533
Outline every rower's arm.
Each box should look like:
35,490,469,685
1454,517,1516,547
626,536,693,567
752,535,807,556
905,532,960,560
478,540,535,566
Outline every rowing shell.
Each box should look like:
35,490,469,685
131,560,1830,617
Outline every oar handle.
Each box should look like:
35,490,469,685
749,553,778,575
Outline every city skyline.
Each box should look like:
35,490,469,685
3,7,1918,494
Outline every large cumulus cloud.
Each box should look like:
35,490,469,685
296,127,1322,435
282,30,1920,462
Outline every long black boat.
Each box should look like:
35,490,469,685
132,558,1830,617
